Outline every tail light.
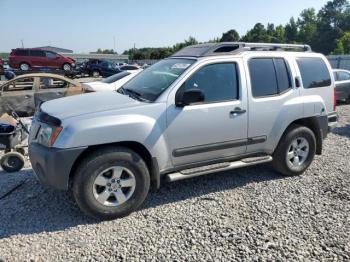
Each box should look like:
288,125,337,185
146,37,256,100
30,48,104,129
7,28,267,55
333,87,337,112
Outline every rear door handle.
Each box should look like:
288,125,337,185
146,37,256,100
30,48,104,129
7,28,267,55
24,95,31,99
230,107,246,115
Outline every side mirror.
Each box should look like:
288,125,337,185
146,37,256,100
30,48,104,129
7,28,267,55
175,89,205,107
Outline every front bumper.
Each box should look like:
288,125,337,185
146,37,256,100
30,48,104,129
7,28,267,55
29,142,86,190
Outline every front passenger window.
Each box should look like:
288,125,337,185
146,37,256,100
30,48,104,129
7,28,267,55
183,63,239,103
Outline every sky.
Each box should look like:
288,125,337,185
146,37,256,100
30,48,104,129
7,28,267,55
0,0,330,54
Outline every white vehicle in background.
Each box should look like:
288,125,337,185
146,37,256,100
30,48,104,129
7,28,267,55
82,70,142,92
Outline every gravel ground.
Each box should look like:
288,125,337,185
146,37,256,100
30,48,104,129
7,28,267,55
0,105,349,261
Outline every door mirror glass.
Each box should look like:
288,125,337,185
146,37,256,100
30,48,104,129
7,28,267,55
175,88,205,107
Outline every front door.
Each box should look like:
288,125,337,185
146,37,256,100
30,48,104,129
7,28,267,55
33,76,68,108
166,61,248,167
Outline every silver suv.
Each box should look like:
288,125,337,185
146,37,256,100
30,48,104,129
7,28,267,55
28,43,338,220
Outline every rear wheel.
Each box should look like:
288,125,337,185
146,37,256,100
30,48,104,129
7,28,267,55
72,146,150,220
272,124,316,176
19,63,30,71
0,152,25,173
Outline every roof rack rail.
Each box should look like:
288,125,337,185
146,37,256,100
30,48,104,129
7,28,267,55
243,43,312,52
170,42,312,58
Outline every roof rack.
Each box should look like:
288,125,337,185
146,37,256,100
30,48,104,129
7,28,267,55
171,42,312,58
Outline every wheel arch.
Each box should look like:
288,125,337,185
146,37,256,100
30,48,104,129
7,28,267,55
19,61,31,67
278,116,325,155
69,141,160,190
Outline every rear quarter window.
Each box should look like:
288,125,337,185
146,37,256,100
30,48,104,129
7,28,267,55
296,57,331,88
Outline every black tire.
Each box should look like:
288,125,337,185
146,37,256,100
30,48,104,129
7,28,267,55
19,62,30,71
72,146,150,220
272,124,316,176
0,152,25,173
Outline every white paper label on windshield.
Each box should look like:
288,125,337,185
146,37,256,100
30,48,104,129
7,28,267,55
171,63,191,69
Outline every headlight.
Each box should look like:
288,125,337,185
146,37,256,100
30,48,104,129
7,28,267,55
37,123,62,147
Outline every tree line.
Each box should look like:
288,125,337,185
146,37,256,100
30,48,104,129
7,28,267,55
103,0,350,59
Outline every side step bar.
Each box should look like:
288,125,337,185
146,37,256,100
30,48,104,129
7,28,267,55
166,156,273,182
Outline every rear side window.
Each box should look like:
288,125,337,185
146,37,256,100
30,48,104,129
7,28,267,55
3,77,34,91
30,50,45,57
274,58,291,93
249,58,291,97
296,58,331,88
14,49,29,56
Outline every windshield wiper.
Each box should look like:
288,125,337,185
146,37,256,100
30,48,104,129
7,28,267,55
121,88,150,102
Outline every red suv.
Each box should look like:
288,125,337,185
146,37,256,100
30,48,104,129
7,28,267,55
9,48,75,71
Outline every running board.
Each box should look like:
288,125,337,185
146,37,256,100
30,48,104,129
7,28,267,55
166,156,273,182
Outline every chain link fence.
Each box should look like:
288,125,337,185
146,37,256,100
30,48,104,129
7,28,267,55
327,55,350,70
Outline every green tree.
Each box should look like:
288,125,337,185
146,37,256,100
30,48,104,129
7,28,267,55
274,25,286,43
93,48,116,54
220,29,240,42
242,23,268,42
297,8,318,44
285,18,299,43
333,31,350,54
173,36,199,52
314,0,349,53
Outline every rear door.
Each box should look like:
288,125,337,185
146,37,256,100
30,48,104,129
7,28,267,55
0,77,36,116
30,50,46,67
245,54,301,154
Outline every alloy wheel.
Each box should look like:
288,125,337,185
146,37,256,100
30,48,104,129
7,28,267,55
93,166,136,207
286,137,310,168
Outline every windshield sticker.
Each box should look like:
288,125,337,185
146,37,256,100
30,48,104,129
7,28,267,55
171,63,191,70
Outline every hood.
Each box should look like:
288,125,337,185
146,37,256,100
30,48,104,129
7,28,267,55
82,81,114,92
41,92,142,119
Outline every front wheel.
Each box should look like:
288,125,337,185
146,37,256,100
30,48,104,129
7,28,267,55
19,63,30,71
63,63,72,71
272,124,316,176
72,146,150,220
92,70,100,77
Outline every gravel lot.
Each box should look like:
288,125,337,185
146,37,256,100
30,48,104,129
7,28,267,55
0,105,349,261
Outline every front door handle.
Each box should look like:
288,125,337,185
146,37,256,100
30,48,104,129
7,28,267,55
230,107,246,116
24,95,31,99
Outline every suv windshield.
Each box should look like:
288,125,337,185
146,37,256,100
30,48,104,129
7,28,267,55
121,58,195,101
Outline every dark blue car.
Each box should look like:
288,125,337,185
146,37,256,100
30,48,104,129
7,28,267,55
88,60,122,77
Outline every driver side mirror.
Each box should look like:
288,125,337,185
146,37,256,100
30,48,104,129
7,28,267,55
175,88,205,107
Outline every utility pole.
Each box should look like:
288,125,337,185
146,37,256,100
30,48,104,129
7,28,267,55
21,39,24,48
113,36,116,53
133,43,136,61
